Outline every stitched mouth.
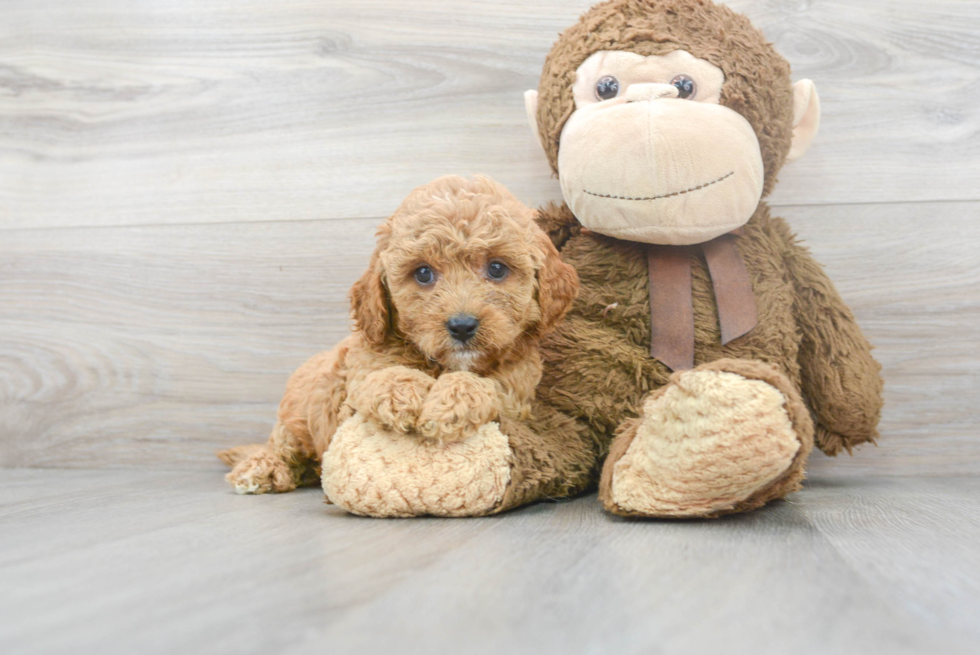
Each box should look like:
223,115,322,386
584,171,735,201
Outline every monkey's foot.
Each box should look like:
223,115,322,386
322,414,513,518
225,447,298,495
599,359,814,518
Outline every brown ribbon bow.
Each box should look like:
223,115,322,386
646,232,757,371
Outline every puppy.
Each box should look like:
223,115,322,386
219,175,579,494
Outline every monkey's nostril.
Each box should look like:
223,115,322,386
446,315,480,343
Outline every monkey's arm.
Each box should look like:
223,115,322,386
535,202,581,250
775,220,883,455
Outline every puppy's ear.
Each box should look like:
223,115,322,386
533,232,579,336
349,236,392,346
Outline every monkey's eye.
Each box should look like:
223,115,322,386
486,261,510,281
414,265,435,286
595,76,620,101
670,74,697,100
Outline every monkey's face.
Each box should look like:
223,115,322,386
554,51,765,245
526,0,821,245
529,49,804,246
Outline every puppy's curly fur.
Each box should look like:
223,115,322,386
219,175,579,494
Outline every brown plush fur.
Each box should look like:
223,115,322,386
532,202,883,515
521,0,884,516
219,175,580,495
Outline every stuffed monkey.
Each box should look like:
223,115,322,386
514,0,884,517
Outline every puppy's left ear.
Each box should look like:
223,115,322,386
532,232,579,336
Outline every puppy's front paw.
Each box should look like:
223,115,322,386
347,366,435,433
417,372,499,442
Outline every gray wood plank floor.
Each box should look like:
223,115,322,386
1,470,978,655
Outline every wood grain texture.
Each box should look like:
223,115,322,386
1,201,977,473
2,0,979,230
1,470,979,655
0,217,374,469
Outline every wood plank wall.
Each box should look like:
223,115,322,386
2,0,978,475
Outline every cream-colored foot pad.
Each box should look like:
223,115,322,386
611,370,800,517
322,414,512,518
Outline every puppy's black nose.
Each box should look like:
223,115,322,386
446,314,480,343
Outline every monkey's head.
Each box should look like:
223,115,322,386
525,0,820,245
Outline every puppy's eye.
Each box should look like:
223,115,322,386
414,265,435,286
595,76,620,101
487,261,509,281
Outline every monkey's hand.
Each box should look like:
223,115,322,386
779,225,883,455
535,201,581,250
346,366,436,434
417,372,500,443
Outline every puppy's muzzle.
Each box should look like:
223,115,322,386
446,314,480,344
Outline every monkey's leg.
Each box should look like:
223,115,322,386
321,403,599,517
490,404,599,514
220,421,320,494
599,359,814,518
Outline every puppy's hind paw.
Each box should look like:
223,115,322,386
225,450,297,494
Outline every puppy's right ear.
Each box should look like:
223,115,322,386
532,231,580,336
349,246,391,346
349,253,389,345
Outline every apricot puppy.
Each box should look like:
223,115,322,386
218,175,579,494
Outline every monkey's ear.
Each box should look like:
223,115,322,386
786,80,821,163
524,90,544,150
349,253,391,346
